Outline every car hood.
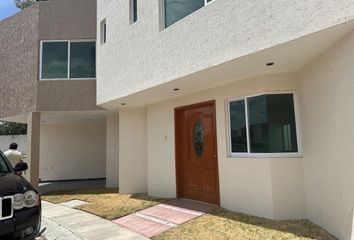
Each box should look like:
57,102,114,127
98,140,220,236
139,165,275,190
0,172,34,196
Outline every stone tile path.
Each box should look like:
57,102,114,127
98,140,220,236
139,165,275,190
113,198,217,238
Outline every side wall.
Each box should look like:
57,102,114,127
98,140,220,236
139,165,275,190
106,113,119,188
147,73,306,219
119,108,147,194
39,122,106,181
297,31,354,240
0,5,39,118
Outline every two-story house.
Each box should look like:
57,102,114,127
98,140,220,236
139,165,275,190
96,1,354,239
1,0,354,239
0,0,119,188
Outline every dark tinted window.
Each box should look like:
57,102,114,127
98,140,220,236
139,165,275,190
132,0,137,23
248,94,298,153
41,42,68,79
229,100,247,153
70,42,96,79
229,94,298,154
165,0,205,27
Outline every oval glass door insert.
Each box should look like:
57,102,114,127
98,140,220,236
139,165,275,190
193,120,204,158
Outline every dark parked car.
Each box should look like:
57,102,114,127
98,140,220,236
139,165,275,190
0,151,41,240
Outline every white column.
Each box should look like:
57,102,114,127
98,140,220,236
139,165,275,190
119,107,147,194
106,112,119,188
25,112,40,188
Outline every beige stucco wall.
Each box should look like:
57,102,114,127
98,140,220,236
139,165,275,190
0,5,39,118
39,122,106,181
37,80,102,112
38,0,96,40
106,113,119,188
146,73,306,220
297,31,354,240
119,108,147,194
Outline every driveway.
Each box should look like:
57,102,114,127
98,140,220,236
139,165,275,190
40,201,148,240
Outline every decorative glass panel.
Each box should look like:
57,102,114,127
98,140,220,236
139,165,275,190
70,42,96,79
229,100,247,153
193,120,204,158
165,0,205,27
41,42,68,79
248,94,298,153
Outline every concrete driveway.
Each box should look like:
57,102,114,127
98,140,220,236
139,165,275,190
39,201,148,240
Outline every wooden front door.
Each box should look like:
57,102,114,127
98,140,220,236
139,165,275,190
175,100,220,205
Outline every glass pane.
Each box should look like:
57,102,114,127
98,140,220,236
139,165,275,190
41,42,68,79
230,100,248,153
248,94,298,153
133,0,137,22
165,0,205,27
193,120,204,158
70,42,96,79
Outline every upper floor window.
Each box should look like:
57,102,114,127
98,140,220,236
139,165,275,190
130,0,137,24
164,0,213,28
228,93,300,157
100,19,107,44
40,40,96,80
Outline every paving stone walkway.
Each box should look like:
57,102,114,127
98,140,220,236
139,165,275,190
113,198,217,238
41,201,148,240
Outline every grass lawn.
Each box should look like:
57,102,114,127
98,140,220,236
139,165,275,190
153,208,336,240
41,188,165,220
42,189,336,240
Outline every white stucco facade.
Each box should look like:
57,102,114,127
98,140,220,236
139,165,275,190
97,1,354,239
146,73,307,220
97,0,354,107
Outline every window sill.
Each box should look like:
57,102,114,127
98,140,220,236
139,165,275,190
39,78,96,81
229,153,302,158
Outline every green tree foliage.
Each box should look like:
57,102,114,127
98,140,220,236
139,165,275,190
14,0,36,10
0,121,27,136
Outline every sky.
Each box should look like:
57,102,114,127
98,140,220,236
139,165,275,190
0,0,20,21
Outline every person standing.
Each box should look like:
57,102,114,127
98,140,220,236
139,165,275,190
4,143,23,172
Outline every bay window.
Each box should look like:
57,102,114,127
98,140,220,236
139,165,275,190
228,93,300,157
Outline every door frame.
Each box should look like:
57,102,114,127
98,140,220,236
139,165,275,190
174,100,220,205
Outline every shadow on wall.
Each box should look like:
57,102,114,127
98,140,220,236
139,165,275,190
38,179,106,194
348,207,354,240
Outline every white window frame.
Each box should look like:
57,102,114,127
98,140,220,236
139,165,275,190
226,91,302,158
160,0,215,30
39,39,96,81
